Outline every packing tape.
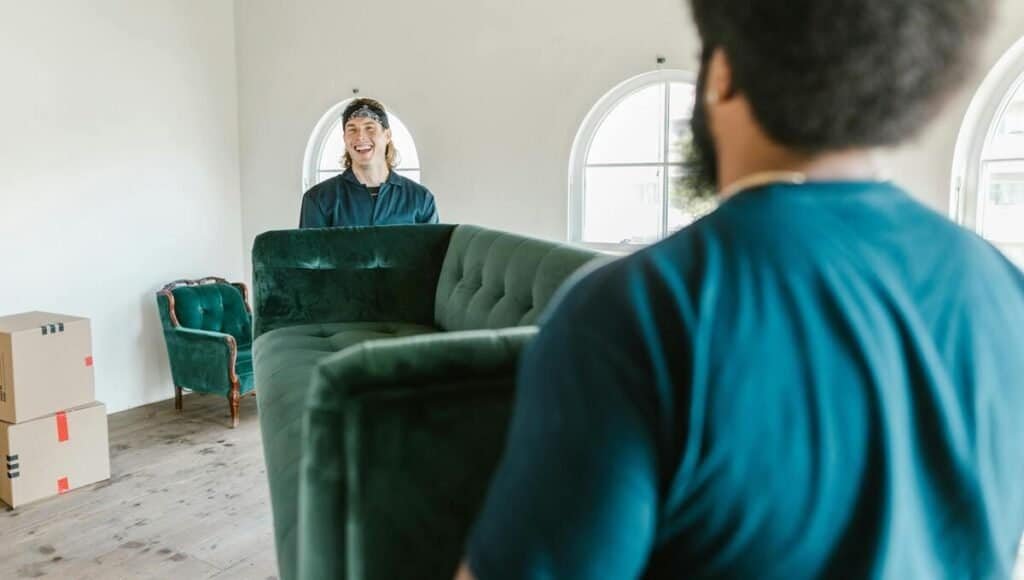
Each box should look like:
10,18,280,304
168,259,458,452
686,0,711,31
0,352,7,403
56,411,69,442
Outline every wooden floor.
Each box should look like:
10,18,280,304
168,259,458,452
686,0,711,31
0,393,277,580
3,393,1023,579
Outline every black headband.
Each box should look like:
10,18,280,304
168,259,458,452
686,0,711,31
343,104,390,129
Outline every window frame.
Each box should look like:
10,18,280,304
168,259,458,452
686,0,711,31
568,69,697,253
951,37,1024,232
301,98,421,193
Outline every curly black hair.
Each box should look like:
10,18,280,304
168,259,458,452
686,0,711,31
688,0,992,150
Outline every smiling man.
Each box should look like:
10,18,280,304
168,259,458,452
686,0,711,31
299,98,439,228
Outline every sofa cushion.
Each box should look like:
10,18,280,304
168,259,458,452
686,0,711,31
434,225,599,331
254,321,439,579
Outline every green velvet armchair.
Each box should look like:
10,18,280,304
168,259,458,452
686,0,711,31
156,277,255,427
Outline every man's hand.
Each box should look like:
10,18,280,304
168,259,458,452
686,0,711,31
454,561,476,580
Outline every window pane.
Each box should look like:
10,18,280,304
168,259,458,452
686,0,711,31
583,166,663,244
998,244,1024,268
987,80,1024,160
668,82,696,163
667,165,717,234
395,169,421,183
318,120,345,171
979,161,1024,268
390,119,420,169
315,170,342,185
587,83,666,165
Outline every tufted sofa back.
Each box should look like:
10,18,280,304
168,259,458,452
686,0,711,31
251,224,599,338
172,283,253,347
252,225,456,337
434,225,599,331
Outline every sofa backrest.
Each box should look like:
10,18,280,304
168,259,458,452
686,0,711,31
252,225,456,337
434,225,599,332
172,283,252,347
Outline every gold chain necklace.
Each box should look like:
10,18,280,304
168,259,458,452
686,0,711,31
719,171,808,198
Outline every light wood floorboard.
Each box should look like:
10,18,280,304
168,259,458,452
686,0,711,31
0,393,277,580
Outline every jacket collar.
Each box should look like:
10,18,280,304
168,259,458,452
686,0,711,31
342,168,401,188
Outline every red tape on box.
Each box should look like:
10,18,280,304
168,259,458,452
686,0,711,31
85,356,93,367
57,477,69,494
56,412,69,442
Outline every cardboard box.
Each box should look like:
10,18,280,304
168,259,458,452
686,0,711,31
0,311,95,423
0,402,110,508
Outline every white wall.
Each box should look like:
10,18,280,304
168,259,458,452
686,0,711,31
234,0,699,261
0,1,242,413
236,0,1024,256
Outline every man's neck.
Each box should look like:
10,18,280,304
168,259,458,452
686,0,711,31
352,163,390,188
718,137,880,199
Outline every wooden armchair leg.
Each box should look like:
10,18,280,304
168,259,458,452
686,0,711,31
228,383,240,428
175,386,183,411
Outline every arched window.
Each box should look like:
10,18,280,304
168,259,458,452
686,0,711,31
302,98,421,192
569,70,712,252
952,38,1024,268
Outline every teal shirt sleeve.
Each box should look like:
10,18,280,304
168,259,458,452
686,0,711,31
299,189,328,228
466,267,661,579
420,193,440,224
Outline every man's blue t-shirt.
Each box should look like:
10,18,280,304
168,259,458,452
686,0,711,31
467,181,1024,579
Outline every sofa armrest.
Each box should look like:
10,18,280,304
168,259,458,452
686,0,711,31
252,225,456,338
163,327,237,392
310,325,537,404
297,326,538,580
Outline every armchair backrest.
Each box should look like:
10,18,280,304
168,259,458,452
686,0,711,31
157,278,253,347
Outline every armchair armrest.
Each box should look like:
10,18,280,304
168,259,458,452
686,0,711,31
163,327,239,392
298,326,538,580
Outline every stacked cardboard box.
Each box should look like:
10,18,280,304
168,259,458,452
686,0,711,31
0,312,110,508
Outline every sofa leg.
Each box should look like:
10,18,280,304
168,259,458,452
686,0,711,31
175,386,183,411
228,384,240,429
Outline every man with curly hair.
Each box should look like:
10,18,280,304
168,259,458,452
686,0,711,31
459,0,1024,578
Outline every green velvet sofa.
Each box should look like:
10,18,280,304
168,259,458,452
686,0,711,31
252,224,599,580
